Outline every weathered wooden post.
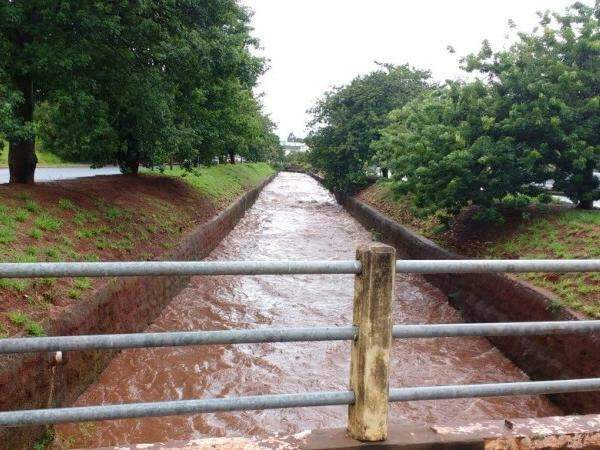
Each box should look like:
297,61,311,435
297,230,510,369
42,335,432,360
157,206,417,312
348,243,395,441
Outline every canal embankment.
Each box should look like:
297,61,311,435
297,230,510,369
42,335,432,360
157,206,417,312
56,172,560,449
328,177,600,415
0,163,275,449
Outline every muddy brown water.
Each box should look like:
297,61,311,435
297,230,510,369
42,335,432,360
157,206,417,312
57,172,561,447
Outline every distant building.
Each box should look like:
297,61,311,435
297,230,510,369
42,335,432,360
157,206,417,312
281,132,308,155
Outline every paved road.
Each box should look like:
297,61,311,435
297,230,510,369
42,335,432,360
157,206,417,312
0,166,121,184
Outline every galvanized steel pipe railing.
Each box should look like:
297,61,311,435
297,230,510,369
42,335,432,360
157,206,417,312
0,391,356,426
391,320,600,338
2,378,600,427
395,259,600,274
1,321,599,354
389,378,600,402
0,326,357,354
1,258,600,279
0,260,362,278
2,255,600,430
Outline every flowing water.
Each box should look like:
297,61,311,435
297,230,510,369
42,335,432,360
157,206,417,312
57,172,561,447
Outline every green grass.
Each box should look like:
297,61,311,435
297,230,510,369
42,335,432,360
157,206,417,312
105,206,125,220
29,228,43,239
68,288,82,299
358,181,442,238
481,209,600,317
77,228,98,239
360,181,600,318
0,278,31,292
73,278,92,290
26,294,52,310
0,226,15,244
35,214,63,231
14,208,30,222
151,163,274,203
7,310,45,336
58,198,77,210
0,140,66,167
25,200,40,213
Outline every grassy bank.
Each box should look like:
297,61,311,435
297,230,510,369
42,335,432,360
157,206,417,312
358,181,600,317
0,163,273,337
151,162,274,207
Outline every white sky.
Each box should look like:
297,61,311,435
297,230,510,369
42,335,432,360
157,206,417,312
240,0,582,139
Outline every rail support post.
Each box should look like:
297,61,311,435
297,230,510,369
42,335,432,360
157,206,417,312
348,243,395,441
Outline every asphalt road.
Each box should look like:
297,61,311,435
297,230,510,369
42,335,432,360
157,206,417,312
0,166,121,184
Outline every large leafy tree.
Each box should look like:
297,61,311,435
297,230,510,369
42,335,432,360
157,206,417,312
306,64,431,193
40,0,266,173
463,1,599,208
375,82,544,223
1,1,268,181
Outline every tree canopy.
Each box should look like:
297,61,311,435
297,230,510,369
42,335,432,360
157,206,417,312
308,1,598,219
306,64,432,193
462,0,599,209
0,0,279,182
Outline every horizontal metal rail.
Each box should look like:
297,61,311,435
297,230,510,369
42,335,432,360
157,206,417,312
0,260,361,278
391,320,600,338
395,259,600,273
0,391,356,426
2,378,600,426
1,259,599,279
1,321,599,354
0,326,357,354
389,378,600,402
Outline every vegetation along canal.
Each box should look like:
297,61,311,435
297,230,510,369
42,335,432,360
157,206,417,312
57,172,561,447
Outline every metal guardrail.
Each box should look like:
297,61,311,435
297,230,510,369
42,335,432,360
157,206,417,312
2,321,600,354
0,258,599,278
3,378,600,427
1,249,599,441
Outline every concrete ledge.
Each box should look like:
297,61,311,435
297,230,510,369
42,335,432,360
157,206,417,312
0,174,276,449
84,414,600,449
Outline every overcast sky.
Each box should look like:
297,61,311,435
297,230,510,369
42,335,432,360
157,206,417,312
240,0,582,139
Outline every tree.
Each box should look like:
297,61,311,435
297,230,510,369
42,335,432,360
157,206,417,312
375,81,548,223
306,63,431,193
463,1,599,208
1,1,267,181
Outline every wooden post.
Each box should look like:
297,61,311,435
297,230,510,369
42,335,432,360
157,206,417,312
348,243,395,441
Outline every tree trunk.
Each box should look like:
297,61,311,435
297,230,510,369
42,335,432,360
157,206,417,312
381,168,389,179
228,151,235,164
9,74,37,184
126,159,140,175
120,136,140,175
218,155,226,164
577,164,596,209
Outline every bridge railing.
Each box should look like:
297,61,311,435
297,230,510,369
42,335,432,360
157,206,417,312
1,244,599,442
